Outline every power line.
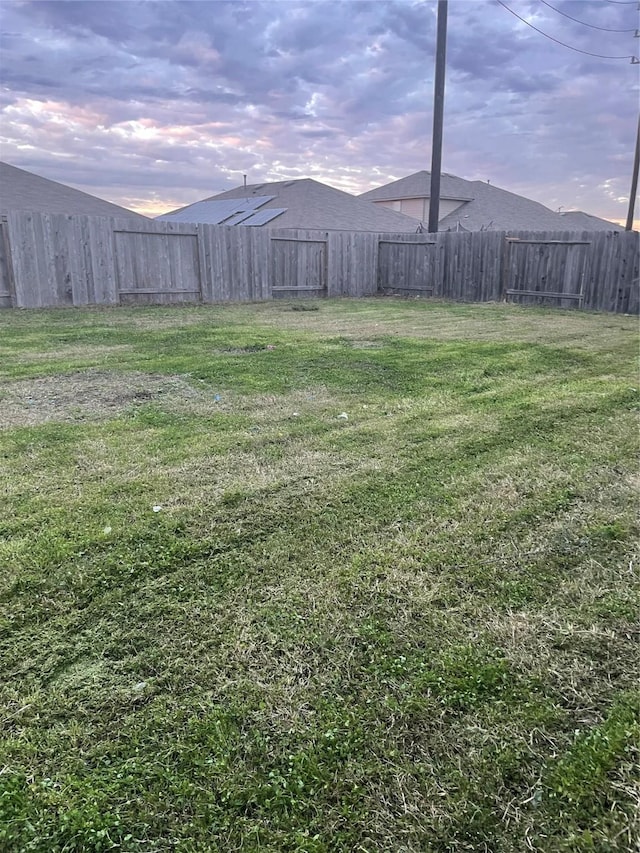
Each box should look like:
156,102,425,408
539,0,637,33
496,0,638,60
603,1,638,6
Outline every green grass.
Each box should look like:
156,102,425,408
1,298,638,852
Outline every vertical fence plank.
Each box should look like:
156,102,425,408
327,231,345,297
69,216,89,305
0,220,16,307
622,231,640,314
8,212,40,307
86,216,117,304
49,213,73,306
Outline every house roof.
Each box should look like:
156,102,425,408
557,210,623,231
360,171,474,202
158,178,420,232
359,170,622,232
0,162,147,219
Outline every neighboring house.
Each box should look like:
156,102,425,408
157,178,420,232
0,162,147,219
359,170,622,232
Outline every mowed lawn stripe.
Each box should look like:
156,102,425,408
1,300,638,853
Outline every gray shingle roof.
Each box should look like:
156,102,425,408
0,162,147,219
359,170,622,232
159,178,420,232
557,210,623,231
360,171,474,202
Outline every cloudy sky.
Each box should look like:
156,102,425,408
0,0,638,223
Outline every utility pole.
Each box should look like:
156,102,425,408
428,0,448,233
625,113,639,231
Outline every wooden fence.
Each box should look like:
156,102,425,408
0,211,637,313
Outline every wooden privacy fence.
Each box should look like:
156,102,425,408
375,230,639,313
0,211,637,313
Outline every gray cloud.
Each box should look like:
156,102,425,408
0,0,637,221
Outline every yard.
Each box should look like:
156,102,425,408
1,298,638,853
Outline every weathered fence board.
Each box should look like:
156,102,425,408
0,221,15,307
198,224,271,302
505,235,590,309
377,237,438,295
327,231,378,297
8,213,41,307
271,230,328,298
88,216,118,305
1,212,637,313
114,229,201,304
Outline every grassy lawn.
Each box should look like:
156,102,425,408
1,298,638,853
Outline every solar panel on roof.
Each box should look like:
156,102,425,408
157,200,243,224
157,195,275,225
221,211,254,226
217,196,276,225
242,208,287,227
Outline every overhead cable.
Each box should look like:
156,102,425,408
496,0,639,61
539,0,637,33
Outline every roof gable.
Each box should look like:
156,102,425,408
360,171,473,202
0,162,146,219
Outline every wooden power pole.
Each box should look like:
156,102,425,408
428,0,448,233
625,113,639,231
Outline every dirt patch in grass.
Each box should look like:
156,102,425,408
0,369,360,431
0,370,206,428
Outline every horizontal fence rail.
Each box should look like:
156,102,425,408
0,212,637,313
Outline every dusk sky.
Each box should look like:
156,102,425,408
0,0,638,223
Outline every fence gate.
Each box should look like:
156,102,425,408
504,238,591,309
0,219,15,307
377,239,438,296
271,236,328,298
114,229,202,304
